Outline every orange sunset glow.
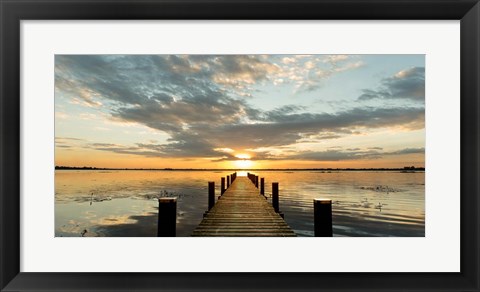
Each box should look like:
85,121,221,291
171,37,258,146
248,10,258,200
55,54,425,169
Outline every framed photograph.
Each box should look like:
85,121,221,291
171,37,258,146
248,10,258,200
1,0,479,291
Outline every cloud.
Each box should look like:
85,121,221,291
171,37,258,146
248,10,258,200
89,105,424,159
277,55,365,92
208,55,280,87
323,55,349,64
87,141,226,158
358,67,425,101
273,147,424,161
386,147,425,155
55,137,85,150
55,54,365,107
56,55,424,161
210,147,425,162
289,149,379,161
55,112,69,119
56,55,219,106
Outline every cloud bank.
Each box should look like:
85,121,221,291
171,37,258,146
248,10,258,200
55,55,425,162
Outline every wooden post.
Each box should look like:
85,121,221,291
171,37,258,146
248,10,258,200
208,182,215,210
314,199,333,237
221,177,225,195
272,182,279,213
255,176,259,188
227,175,230,188
260,178,265,196
157,197,177,237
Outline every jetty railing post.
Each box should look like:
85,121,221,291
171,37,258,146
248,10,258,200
157,197,177,237
255,176,259,188
208,182,215,210
314,199,333,237
221,177,225,195
272,182,279,213
260,178,265,196
227,176,230,188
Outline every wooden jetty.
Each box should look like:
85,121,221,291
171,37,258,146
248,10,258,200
192,175,296,237
157,172,332,237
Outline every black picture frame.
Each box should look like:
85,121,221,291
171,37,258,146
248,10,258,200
1,0,479,291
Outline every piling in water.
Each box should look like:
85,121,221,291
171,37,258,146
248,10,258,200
314,199,333,237
272,182,279,213
260,178,265,196
221,177,225,195
248,173,256,185
157,197,177,237
208,182,215,210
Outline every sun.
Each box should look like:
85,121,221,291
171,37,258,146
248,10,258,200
235,159,253,168
235,154,250,160
234,154,253,169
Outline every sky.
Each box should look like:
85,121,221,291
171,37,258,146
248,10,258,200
55,54,425,169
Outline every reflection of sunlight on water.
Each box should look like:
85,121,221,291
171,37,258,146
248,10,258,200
237,171,248,177
55,170,425,237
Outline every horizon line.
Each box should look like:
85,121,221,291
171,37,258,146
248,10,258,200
55,165,425,171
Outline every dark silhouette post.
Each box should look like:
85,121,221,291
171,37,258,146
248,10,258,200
221,177,225,195
314,199,333,237
208,182,215,210
227,176,230,188
260,178,265,196
255,176,259,188
272,182,279,213
157,197,177,237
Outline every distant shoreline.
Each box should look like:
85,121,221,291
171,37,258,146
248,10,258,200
55,166,425,171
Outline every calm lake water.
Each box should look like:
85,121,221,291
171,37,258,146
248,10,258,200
55,170,425,237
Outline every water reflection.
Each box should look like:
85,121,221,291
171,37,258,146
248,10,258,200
55,170,424,237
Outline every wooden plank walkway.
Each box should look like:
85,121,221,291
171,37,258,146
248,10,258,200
192,176,296,237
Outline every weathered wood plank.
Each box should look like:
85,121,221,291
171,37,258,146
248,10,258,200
192,176,296,237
